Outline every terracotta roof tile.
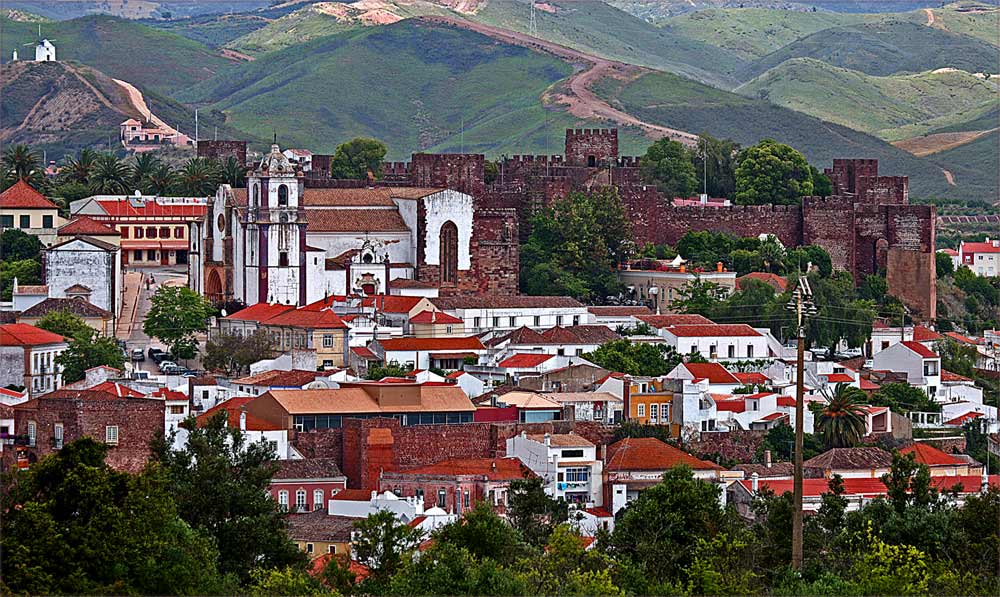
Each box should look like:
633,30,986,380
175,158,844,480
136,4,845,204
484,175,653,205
682,363,740,384
233,369,323,387
265,308,348,329
96,199,206,217
526,432,593,447
89,381,145,398
330,488,375,501
378,336,484,352
306,209,409,232
587,306,652,317
391,457,535,480
606,437,721,471
803,447,892,470
223,303,295,322
540,325,619,345
286,511,355,542
266,386,475,414
0,180,57,209
744,475,1000,497
945,331,978,345
825,373,854,383
498,353,555,368
274,457,344,480
430,295,584,310
734,372,770,384
359,295,424,313
410,310,463,324
666,324,761,337
899,442,967,466
302,187,441,206
912,326,943,342
961,241,1000,254
57,216,119,236
636,314,713,328
0,323,65,346
19,297,111,319
902,340,938,358
736,272,788,292
942,370,972,382
197,397,281,431
731,462,795,477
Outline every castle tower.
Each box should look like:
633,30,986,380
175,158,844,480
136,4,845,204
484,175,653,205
244,143,307,305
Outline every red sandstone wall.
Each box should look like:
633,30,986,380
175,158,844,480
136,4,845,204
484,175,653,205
565,129,618,167
197,140,247,167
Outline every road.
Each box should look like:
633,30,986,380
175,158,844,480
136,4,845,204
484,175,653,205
420,16,699,146
117,266,193,375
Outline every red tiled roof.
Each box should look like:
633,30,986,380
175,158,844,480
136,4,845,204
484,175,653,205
777,395,797,407
96,199,206,217
410,310,463,324
961,241,1000,254
150,388,186,401
360,295,424,313
666,324,761,337
606,437,721,471
636,314,713,328
351,346,378,359
330,488,374,501
734,372,770,385
90,381,146,398
860,378,881,390
0,324,65,346
583,507,613,518
445,370,466,379
196,396,281,431
912,326,943,342
497,353,555,368
736,272,788,292
224,303,294,322
945,412,983,426
393,457,535,480
825,373,854,383
379,336,485,352
899,442,967,466
682,362,740,384
587,306,651,317
233,369,322,387
306,209,409,232
945,332,978,345
942,370,972,382
758,412,787,421
265,308,347,329
57,216,119,236
901,340,938,359
715,397,746,412
0,180,57,209
744,475,1000,496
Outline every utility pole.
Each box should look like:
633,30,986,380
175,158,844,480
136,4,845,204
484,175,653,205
529,0,537,37
195,109,199,143
787,276,816,570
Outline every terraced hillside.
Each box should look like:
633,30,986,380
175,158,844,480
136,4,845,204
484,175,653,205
736,59,1000,137
593,69,997,199
179,19,653,159
0,14,237,95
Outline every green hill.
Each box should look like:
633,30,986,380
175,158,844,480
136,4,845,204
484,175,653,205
179,19,652,159
925,130,1000,196
470,0,746,88
0,15,236,96
736,58,1000,137
593,69,997,200
143,13,270,47
740,19,999,79
660,9,866,60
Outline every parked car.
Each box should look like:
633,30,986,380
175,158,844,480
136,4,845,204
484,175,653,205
159,360,177,372
148,347,163,360
131,348,145,362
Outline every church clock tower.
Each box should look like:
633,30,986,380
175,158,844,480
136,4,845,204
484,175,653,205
244,143,308,305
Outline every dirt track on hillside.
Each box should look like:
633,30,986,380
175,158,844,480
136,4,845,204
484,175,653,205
892,128,997,157
419,15,699,145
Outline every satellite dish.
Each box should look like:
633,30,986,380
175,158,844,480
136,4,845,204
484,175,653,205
304,380,330,390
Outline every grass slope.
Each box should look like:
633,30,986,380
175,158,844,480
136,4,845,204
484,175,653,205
925,130,1000,193
736,58,1000,137
471,0,746,88
660,9,866,60
740,18,999,79
179,20,653,159
594,69,997,200
0,15,235,96
142,13,270,47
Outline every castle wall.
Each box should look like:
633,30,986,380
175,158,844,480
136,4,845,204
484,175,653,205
197,140,247,167
565,128,618,167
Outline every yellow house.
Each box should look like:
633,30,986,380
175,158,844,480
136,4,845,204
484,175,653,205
17,297,114,336
286,510,354,558
56,216,122,247
259,308,349,370
409,309,465,338
0,180,64,245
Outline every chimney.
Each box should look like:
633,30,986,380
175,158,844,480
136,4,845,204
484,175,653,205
764,450,772,469
716,261,723,273
543,433,551,447
751,472,759,492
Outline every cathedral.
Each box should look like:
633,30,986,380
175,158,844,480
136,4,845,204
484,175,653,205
188,144,498,306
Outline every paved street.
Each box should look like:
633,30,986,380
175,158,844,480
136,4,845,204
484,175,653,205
118,266,189,375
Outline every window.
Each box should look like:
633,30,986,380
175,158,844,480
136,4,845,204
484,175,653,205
747,345,754,358
565,467,589,482
728,345,735,358
278,491,288,508
147,226,157,238
174,226,184,238
328,545,337,554
661,403,669,421
27,422,36,447
439,221,458,283
924,361,939,376
437,489,447,508
0,215,13,227
572,315,580,326
120,227,129,239
323,334,334,348
509,317,516,328
160,226,170,238
556,315,564,325
278,184,289,206
561,449,584,458
314,489,324,511
105,425,119,445
445,325,453,334
637,403,645,418
473,317,481,329
279,252,289,267
43,215,53,228
533,315,541,327
169,405,185,415
296,489,307,511
709,344,717,357
650,403,658,422
54,423,63,449
493,317,500,328
306,543,314,554
252,183,259,208
135,227,143,238
147,250,157,261
19,215,30,228
463,490,470,510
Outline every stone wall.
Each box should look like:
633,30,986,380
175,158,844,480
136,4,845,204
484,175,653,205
197,140,247,167
565,129,618,167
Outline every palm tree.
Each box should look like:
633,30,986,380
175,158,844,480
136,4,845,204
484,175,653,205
60,148,99,185
2,144,40,181
144,163,176,195
130,152,162,191
176,157,222,196
89,153,131,194
817,383,869,449
220,156,246,188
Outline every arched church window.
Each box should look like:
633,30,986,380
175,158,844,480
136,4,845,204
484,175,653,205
278,184,289,206
439,221,459,284
362,252,374,264
251,183,259,208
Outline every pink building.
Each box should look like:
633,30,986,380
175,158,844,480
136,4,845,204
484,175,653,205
270,458,348,513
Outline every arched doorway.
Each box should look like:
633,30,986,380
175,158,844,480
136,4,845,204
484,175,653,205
439,221,458,284
207,269,223,303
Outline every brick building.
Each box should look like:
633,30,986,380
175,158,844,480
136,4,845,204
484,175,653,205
379,456,536,514
8,388,164,472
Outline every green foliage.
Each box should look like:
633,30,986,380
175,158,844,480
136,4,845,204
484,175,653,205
522,524,623,596
203,331,274,377
521,188,630,302
937,251,955,278
247,566,330,596
934,338,978,378
507,477,569,548
817,383,869,448
434,501,529,565
366,361,413,381
691,133,740,198
329,138,388,180
759,423,824,461
639,137,697,196
0,258,41,301
1,438,232,595
55,329,126,383
582,339,682,377
154,412,306,583
352,509,424,587
387,541,529,596
176,157,223,196
871,382,941,414
851,525,930,595
1,144,46,191
36,310,91,340
143,286,214,359
612,421,675,444
734,138,814,205
89,152,131,194
0,228,42,261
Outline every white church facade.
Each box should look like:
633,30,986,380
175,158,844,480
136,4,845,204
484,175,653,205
188,144,477,307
